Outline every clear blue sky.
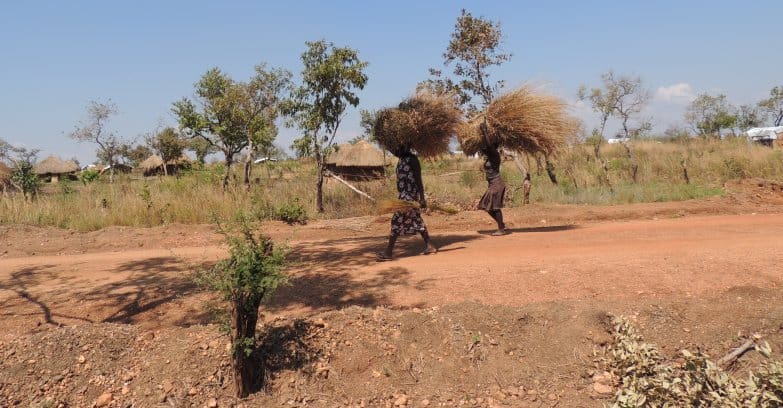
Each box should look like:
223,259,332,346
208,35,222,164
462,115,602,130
1,1,781,164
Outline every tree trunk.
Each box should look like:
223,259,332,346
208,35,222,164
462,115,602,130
230,294,262,398
544,155,558,185
162,157,168,177
314,143,324,213
223,157,232,191
620,142,639,183
243,139,254,190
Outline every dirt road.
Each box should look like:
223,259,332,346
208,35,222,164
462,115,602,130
2,212,781,336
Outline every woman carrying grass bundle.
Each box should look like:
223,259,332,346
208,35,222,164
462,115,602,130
478,125,509,236
376,146,437,261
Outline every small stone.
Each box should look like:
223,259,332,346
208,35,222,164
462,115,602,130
77,355,86,364
162,379,174,393
95,392,113,407
420,399,430,407
394,395,408,406
121,385,130,395
593,382,613,395
207,397,218,407
547,393,558,401
188,387,198,396
200,343,209,350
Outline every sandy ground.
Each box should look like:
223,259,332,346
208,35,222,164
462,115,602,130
1,179,783,407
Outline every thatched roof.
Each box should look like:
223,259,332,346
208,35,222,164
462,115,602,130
325,140,386,167
34,156,79,175
139,155,190,172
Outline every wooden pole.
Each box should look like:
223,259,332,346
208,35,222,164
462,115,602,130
325,170,375,201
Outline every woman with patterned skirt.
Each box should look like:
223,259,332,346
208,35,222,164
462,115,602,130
377,146,437,261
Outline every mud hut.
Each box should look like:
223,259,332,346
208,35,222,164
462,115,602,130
325,140,386,181
33,156,79,183
139,155,190,176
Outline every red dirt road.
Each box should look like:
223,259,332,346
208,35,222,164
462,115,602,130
2,213,781,337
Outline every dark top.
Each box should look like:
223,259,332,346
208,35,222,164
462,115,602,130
483,149,501,181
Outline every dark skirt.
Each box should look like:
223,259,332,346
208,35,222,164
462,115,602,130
478,176,506,210
391,208,427,235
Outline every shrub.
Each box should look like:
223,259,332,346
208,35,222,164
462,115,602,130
275,199,308,225
80,169,100,184
196,215,287,397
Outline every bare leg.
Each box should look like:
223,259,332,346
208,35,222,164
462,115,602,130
379,233,398,259
490,210,508,235
419,230,437,254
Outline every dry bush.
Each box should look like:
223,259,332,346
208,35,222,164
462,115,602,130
603,316,783,407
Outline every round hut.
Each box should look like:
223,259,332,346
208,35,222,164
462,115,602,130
139,155,190,176
325,140,386,181
33,156,79,183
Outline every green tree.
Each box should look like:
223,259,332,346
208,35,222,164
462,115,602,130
147,127,186,176
69,100,124,183
0,139,40,200
285,40,368,212
123,144,152,168
759,86,783,126
684,93,737,138
231,65,291,189
187,136,216,165
196,216,286,398
736,104,764,131
173,65,290,190
422,9,510,114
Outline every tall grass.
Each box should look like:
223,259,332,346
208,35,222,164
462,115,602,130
1,139,781,231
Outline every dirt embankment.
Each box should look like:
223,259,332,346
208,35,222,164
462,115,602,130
1,179,783,407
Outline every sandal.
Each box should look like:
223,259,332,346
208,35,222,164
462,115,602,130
490,230,510,236
376,252,394,262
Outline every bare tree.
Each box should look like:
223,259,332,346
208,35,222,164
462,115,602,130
578,72,650,182
69,100,124,183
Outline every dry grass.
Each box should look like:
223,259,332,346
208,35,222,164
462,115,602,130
458,85,578,156
1,138,782,231
373,91,462,157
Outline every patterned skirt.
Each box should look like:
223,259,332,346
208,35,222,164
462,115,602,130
391,208,426,236
478,176,506,210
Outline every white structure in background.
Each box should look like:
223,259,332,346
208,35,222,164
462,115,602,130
744,126,783,143
607,137,630,144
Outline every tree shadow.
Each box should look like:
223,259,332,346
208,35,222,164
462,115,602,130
477,224,579,235
257,319,317,391
0,265,94,326
270,233,481,313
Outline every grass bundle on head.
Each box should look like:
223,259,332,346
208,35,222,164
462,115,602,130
374,91,462,157
457,86,578,156
485,86,578,156
456,115,485,156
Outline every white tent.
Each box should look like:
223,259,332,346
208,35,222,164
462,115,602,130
744,126,783,141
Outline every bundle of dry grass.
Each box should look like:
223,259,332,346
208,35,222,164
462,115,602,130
377,198,461,215
373,92,462,157
459,86,578,156
376,199,420,215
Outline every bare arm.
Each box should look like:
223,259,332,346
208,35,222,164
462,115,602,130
412,156,427,208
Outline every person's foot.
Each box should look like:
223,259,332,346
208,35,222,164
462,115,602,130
490,229,510,236
421,246,438,255
376,251,393,261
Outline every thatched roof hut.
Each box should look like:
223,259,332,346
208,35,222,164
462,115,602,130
325,140,386,181
33,156,79,183
139,155,190,176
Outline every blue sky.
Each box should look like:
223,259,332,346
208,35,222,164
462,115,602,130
1,1,781,163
